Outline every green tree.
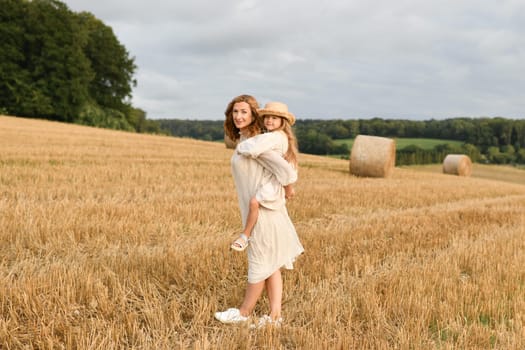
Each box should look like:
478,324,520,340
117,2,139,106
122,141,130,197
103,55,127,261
1,0,140,130
22,0,92,121
0,0,29,114
77,12,136,116
296,129,334,154
325,121,349,139
462,143,481,162
342,120,360,138
517,149,525,163
489,117,513,146
128,107,162,134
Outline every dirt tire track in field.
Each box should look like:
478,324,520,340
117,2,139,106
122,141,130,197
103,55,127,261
295,193,525,233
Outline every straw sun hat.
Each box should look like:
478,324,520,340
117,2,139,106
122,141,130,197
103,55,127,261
257,102,296,126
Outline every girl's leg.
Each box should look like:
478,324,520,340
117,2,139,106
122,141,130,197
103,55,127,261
231,197,259,250
265,269,283,320
239,280,265,317
243,196,260,237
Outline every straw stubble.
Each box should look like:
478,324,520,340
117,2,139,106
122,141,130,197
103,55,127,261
1,115,525,349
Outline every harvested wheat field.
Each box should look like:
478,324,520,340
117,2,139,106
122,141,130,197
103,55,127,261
1,115,525,349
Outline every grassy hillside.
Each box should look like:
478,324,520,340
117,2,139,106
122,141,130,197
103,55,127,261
1,115,525,349
334,137,464,150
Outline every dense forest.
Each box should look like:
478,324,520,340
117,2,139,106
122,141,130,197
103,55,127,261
158,118,525,165
0,0,160,133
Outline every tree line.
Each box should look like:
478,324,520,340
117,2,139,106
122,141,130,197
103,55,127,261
158,118,525,165
0,0,160,133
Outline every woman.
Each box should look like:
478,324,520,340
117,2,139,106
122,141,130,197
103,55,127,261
215,95,304,326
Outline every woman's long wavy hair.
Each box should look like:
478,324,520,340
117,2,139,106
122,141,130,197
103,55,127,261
270,117,299,169
224,95,263,142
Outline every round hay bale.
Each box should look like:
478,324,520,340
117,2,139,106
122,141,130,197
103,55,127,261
442,154,472,176
224,133,237,149
349,135,396,177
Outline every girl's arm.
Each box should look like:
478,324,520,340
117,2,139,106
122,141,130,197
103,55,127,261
236,132,281,158
256,151,297,186
237,132,297,185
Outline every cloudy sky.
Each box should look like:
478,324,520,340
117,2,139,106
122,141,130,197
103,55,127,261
63,0,525,120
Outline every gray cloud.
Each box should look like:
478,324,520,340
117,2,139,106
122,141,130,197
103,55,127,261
63,0,525,120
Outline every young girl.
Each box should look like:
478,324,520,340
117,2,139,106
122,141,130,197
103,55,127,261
230,101,299,252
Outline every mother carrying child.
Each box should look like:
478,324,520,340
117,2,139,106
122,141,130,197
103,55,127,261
214,94,304,327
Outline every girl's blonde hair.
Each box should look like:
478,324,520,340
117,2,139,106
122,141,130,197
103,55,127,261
268,116,298,169
224,95,263,142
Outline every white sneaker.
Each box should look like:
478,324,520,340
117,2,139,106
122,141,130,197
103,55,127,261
251,315,283,329
214,308,249,324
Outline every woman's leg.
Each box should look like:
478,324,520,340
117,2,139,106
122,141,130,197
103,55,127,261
265,269,283,320
239,280,265,317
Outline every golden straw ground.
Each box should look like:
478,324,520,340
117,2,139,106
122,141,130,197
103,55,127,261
1,115,525,349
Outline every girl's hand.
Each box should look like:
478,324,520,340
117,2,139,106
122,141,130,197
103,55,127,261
284,185,295,200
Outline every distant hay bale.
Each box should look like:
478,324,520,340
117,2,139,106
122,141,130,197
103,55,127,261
349,135,396,178
442,154,472,176
224,134,237,149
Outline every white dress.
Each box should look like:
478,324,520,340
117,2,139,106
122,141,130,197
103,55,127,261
232,132,304,283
